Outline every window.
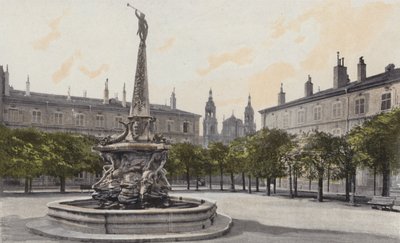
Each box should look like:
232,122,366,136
332,102,342,118
114,116,124,129
381,93,391,111
32,110,41,123
54,112,63,125
75,113,85,126
313,106,322,121
76,172,84,179
183,121,189,133
166,120,174,132
297,110,305,124
8,108,21,122
96,115,104,127
355,98,365,115
283,114,289,128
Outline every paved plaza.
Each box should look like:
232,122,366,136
1,189,399,243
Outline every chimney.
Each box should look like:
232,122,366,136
357,56,366,82
122,83,126,107
278,83,286,105
170,87,176,109
67,86,71,100
103,78,109,104
304,75,313,97
4,65,9,96
333,51,348,88
25,75,30,96
83,90,87,98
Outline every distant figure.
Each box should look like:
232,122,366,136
135,9,148,42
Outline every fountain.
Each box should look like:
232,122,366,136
27,4,231,242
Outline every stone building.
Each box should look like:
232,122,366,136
221,114,244,145
0,65,201,186
259,53,400,194
203,90,256,147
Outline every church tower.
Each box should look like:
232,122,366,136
244,94,256,135
203,89,219,147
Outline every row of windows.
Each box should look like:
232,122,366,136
7,109,194,133
272,92,392,128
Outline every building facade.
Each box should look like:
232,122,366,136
259,53,400,193
0,65,201,186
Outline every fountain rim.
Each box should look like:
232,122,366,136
47,196,216,215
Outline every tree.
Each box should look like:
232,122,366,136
226,137,247,192
330,135,358,202
302,131,335,202
208,142,229,191
279,137,302,198
249,128,290,196
349,108,400,196
9,128,45,193
168,143,203,190
41,132,100,193
0,125,12,193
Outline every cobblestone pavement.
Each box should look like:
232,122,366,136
1,189,399,243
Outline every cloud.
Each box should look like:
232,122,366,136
52,50,82,83
157,38,176,52
248,62,296,109
79,64,109,79
294,35,305,44
32,10,69,50
197,47,253,76
266,0,394,71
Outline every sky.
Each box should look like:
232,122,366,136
1,0,400,135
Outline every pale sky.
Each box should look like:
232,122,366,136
1,0,400,135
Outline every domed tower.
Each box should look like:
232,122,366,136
203,89,219,147
244,94,256,135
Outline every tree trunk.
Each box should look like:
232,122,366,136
350,172,356,205
248,175,252,194
309,177,312,191
317,176,323,202
327,169,330,192
195,175,199,191
24,177,29,193
373,167,376,196
209,168,212,190
279,178,281,187
230,172,235,191
266,177,271,196
294,172,298,197
345,173,350,202
288,165,293,198
255,177,259,192
242,172,246,191
382,166,391,197
60,176,66,193
186,167,190,190
219,166,224,191
0,177,3,194
29,177,33,193
273,178,276,194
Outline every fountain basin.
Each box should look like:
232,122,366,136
27,196,232,242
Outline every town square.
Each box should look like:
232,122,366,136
0,0,400,242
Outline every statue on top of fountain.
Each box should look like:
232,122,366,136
91,4,171,209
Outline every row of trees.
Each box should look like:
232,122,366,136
168,108,400,201
0,126,102,193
